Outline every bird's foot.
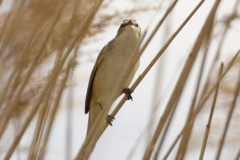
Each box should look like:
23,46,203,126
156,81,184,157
122,88,133,100
106,115,115,126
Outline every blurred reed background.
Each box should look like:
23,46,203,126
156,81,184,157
0,0,239,160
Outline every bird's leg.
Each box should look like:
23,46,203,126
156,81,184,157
106,115,115,126
98,103,115,126
122,88,133,100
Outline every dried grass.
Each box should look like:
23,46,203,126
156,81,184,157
0,0,240,159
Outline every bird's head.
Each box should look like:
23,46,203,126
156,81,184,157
116,19,142,40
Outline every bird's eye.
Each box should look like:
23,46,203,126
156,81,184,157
134,24,139,27
120,23,127,29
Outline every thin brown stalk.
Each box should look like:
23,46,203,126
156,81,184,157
214,0,239,62
27,10,81,160
27,85,53,160
175,1,219,159
53,0,80,65
0,11,48,109
0,0,68,139
138,0,178,58
0,0,26,56
234,148,240,160
199,63,223,160
143,1,210,159
31,36,72,160
4,81,51,160
37,53,75,160
162,128,183,160
66,79,73,160
0,3,14,45
167,46,207,159
191,50,240,121
65,46,79,160
64,2,82,158
198,0,240,103
162,51,239,159
176,40,208,160
3,0,98,157
37,45,78,160
151,17,173,159
128,61,182,160
215,66,240,160
154,88,184,160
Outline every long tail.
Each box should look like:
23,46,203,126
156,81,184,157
86,103,102,136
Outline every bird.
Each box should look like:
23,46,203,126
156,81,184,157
85,19,142,135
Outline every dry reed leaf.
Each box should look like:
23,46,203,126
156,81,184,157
190,54,240,150
0,0,156,159
0,0,153,119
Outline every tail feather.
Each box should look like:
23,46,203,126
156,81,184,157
86,102,102,136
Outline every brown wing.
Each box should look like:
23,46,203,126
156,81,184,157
85,46,106,114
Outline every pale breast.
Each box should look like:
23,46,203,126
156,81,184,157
91,41,139,105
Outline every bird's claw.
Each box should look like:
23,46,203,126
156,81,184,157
106,115,115,126
122,88,133,100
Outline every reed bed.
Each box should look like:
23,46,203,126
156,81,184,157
0,0,239,160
